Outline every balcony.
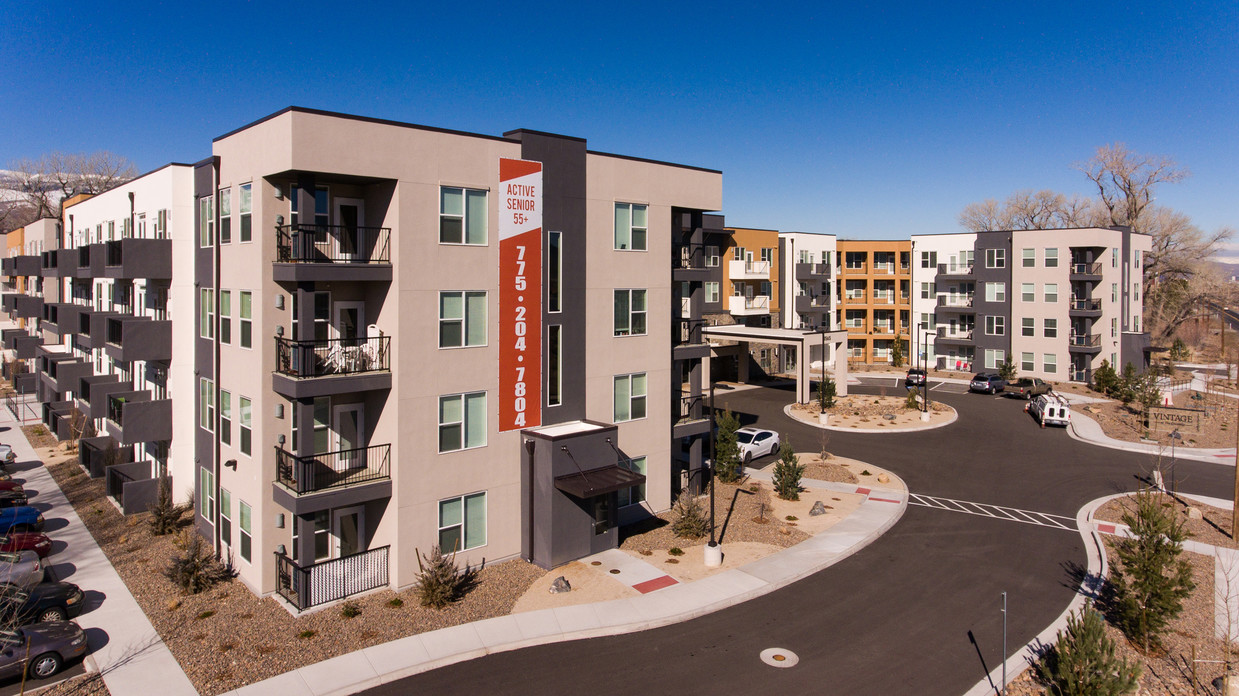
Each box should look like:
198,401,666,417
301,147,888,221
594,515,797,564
14,295,42,320
106,460,164,516
10,332,43,360
78,435,134,479
672,244,715,282
872,293,896,305
843,263,867,273
794,294,831,313
273,336,391,399
937,295,975,313
1069,298,1103,317
872,264,896,275
872,324,895,335
273,444,393,515
14,255,40,277
1071,367,1093,384
1069,261,1103,281
106,392,172,444
39,251,59,277
795,262,832,281
674,394,710,438
727,295,770,316
936,263,974,279
936,327,974,345
39,355,90,398
844,294,867,305
728,259,770,280
76,374,123,420
276,546,390,612
674,319,709,360
103,239,172,279
42,303,82,338
76,244,105,278
274,224,392,283
105,317,172,363
1068,333,1102,353
1,258,13,278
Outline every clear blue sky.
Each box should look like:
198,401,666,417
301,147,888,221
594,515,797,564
2,1,1235,240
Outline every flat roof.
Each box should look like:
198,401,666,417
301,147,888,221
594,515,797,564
529,421,604,438
702,325,849,343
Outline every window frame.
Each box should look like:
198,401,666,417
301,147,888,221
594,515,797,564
613,372,648,423
1044,248,1058,267
1021,317,1035,337
548,324,562,407
1021,352,1035,372
985,315,1005,336
438,391,487,453
199,467,215,522
239,291,253,349
239,500,252,563
219,290,232,345
239,183,252,242
218,188,232,244
200,288,214,340
200,378,214,432
613,202,648,252
985,248,1006,269
1044,318,1058,338
1043,353,1057,373
1044,283,1058,303
439,186,488,246
438,290,488,348
985,282,1006,303
438,491,487,552
548,231,562,313
617,456,647,508
1020,283,1035,302
239,396,252,456
705,282,720,304
220,390,232,446
613,289,648,337
198,197,213,248
1021,248,1034,267
220,489,232,547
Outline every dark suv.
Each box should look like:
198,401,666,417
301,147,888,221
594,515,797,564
905,369,927,387
969,373,1005,394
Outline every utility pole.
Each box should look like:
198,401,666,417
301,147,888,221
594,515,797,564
1233,392,1239,539
1001,592,1008,696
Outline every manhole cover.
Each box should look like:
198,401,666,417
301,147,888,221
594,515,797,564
760,648,799,668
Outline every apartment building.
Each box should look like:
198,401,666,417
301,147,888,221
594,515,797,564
718,227,779,327
836,239,913,365
198,108,722,605
780,231,837,332
911,227,1151,381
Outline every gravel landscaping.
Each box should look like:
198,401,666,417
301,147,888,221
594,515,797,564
1096,492,1237,550
1080,388,1238,449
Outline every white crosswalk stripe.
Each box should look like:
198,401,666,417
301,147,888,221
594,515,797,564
908,493,1078,531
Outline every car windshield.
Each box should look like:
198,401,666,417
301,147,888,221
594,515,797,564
736,432,755,444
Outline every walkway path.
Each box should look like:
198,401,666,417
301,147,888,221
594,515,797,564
1067,409,1236,463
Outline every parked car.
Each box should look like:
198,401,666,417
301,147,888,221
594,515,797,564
0,446,14,466
969,373,1006,394
0,622,88,680
0,482,22,493
1007,377,1051,399
0,582,84,625
1027,393,1072,428
0,533,51,558
0,508,43,534
0,551,43,591
735,427,780,465
905,368,927,387
0,491,28,509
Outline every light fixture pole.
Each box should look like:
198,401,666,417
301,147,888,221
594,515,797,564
1170,428,1182,495
819,327,828,413
1001,592,1008,696
705,382,722,567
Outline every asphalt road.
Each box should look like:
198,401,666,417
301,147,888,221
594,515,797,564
363,380,1236,696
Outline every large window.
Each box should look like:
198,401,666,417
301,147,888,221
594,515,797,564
548,231,562,313
1022,317,1035,336
199,196,213,247
219,290,232,344
617,456,647,507
1043,353,1057,373
1044,318,1058,338
614,203,647,251
921,282,932,299
1021,248,1034,267
439,492,486,552
220,390,232,446
985,316,1005,336
239,501,252,563
440,187,487,245
239,291,253,348
200,289,214,339
984,283,1006,302
1021,283,1035,302
440,291,487,348
218,188,232,244
548,325,562,407
705,282,720,304
920,251,937,268
291,186,329,228
240,396,252,456
985,349,1005,370
985,249,1005,269
1044,283,1058,303
1021,352,1035,372
706,246,720,267
439,392,486,452
614,289,647,336
200,378,214,432
1044,248,1058,267
239,183,252,242
613,373,647,422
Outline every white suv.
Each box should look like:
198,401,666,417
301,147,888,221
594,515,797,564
1027,394,1071,428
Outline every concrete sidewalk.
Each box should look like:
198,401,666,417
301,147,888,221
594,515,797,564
1067,409,1236,464
0,408,197,696
224,471,907,696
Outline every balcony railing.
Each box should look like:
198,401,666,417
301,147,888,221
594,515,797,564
276,224,391,264
1069,333,1101,348
673,244,718,271
872,264,896,274
1072,368,1093,383
276,443,391,495
872,293,895,304
276,546,389,611
275,336,390,378
936,263,974,276
1069,298,1102,312
845,294,866,304
676,395,706,425
676,319,706,346
939,295,975,308
937,327,974,340
1071,261,1103,276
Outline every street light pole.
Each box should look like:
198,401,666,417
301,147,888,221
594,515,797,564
708,382,717,545
820,327,827,413
1170,428,1181,495
1001,592,1008,696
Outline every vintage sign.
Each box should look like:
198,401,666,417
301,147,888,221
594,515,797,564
498,158,543,432
1146,405,1204,433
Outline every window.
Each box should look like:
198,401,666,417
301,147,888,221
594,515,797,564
985,283,1006,302
920,282,932,299
1044,318,1058,338
219,291,232,344
200,378,214,432
1044,248,1058,267
220,390,232,446
199,197,213,247
985,249,1005,269
239,291,252,348
614,289,647,336
440,187,487,245
705,282,720,304
1112,248,1118,267
614,203,647,251
1043,353,1057,373
761,248,773,264
1021,283,1035,302
440,291,488,347
291,186,329,236
985,316,1005,336
760,281,772,298
1134,315,1140,332
706,246,720,267
617,456,647,507
1111,318,1118,338
220,489,232,547
1044,283,1058,303
239,183,252,242
239,501,252,562
613,373,647,422
199,467,215,522
439,492,486,551
218,188,232,244
548,325,562,407
200,289,213,339
1022,248,1035,267
920,251,937,268
1112,283,1118,303
439,392,487,452
733,246,746,261
985,349,1005,370
548,231,562,313
1017,353,1034,373
239,397,252,456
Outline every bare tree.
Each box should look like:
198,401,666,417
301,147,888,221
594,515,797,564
958,189,1101,232
4,151,137,227
1076,143,1190,229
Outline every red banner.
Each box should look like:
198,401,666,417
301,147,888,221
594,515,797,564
499,158,542,431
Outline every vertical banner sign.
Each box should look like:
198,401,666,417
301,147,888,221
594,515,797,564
499,158,543,432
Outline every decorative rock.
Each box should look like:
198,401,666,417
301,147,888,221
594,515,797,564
883,414,896,421
549,576,572,594
809,501,827,516
1188,507,1204,520
877,473,891,484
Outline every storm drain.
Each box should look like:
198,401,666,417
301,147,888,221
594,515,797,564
759,648,799,668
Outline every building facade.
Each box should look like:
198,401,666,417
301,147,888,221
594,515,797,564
835,239,913,365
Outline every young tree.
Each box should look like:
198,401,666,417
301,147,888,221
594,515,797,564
1034,605,1141,696
772,439,804,501
998,356,1017,382
1169,337,1189,362
1110,489,1196,653
714,410,743,483
890,339,904,368
817,376,837,412
1092,359,1120,396
670,491,708,539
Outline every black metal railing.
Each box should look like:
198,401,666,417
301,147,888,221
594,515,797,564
1069,333,1101,347
1071,261,1103,275
677,395,706,425
676,319,706,346
1069,298,1102,312
276,545,390,611
275,443,390,495
275,336,390,378
673,243,711,270
275,224,391,264
5,394,39,424
107,396,127,426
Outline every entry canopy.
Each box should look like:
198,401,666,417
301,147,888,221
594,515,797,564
554,466,646,499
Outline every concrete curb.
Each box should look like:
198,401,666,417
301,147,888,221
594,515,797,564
224,470,908,696
1067,410,1235,465
781,402,958,434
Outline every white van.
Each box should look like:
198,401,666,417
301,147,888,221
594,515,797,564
1027,393,1071,428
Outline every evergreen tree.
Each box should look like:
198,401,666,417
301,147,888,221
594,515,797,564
1110,489,1196,652
890,339,904,368
1117,362,1140,405
1169,337,1189,362
998,356,1017,381
817,376,837,412
1035,605,1140,696
714,409,742,483
1092,359,1120,396
772,439,804,501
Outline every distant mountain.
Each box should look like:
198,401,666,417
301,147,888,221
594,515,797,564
1210,260,1239,282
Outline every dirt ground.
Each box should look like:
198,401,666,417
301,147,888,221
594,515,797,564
1080,388,1238,449
1095,491,1238,551
790,394,954,430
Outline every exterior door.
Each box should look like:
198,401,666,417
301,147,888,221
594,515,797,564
333,404,363,469
334,302,364,346
333,506,364,558
333,198,364,260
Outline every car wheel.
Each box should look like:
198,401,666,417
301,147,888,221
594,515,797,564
38,606,67,622
28,652,62,679
744,451,752,466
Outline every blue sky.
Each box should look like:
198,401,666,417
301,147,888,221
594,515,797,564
2,1,1235,241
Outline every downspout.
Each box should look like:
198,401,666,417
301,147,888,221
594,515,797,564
128,192,135,240
212,156,223,558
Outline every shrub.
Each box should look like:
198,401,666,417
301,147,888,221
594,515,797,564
1110,490,1195,652
890,339,904,368
772,440,804,501
668,547,684,556
1092,360,1120,396
714,410,742,482
1034,605,1140,695
298,630,316,639
670,492,709,539
818,376,836,410
341,602,361,619
148,477,190,536
414,545,470,609
165,531,233,594
904,389,919,410
998,356,1017,381
387,597,404,608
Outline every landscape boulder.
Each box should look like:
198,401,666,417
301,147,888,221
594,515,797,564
549,576,572,594
809,501,827,516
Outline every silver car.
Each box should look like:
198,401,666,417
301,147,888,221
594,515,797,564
0,551,43,591
0,622,88,680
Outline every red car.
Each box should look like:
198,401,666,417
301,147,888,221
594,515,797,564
0,481,22,493
0,533,52,558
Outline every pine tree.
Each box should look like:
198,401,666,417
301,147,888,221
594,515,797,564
714,410,742,483
890,339,904,368
1111,489,1196,652
999,356,1017,381
772,439,804,501
1092,359,1120,397
1117,362,1140,405
1035,605,1140,696
817,376,837,411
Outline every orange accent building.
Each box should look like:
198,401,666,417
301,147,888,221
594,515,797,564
836,239,913,365
721,227,780,326
4,226,25,328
